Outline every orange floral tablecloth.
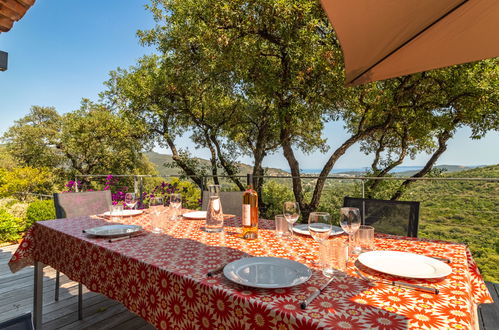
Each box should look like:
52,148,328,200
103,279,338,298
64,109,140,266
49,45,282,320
8,210,492,329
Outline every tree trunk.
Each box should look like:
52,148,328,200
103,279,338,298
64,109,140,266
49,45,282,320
252,146,267,214
390,130,452,200
165,136,204,189
280,128,309,218
308,119,391,210
367,130,408,197
210,134,245,191
203,132,220,185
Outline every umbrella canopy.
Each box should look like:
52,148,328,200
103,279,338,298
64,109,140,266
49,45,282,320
320,0,499,86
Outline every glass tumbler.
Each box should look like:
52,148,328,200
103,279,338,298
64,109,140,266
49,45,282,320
170,193,182,220
354,225,375,252
205,185,224,233
109,204,123,222
275,214,291,237
320,239,348,277
150,197,164,234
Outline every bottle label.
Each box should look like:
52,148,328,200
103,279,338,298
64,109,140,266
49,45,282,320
242,204,251,226
211,198,220,212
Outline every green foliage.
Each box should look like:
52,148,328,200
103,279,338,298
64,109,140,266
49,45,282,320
2,106,64,169
148,178,201,210
0,208,23,243
0,198,29,225
0,167,55,201
410,165,499,282
0,198,54,244
105,0,498,219
2,103,155,181
62,100,150,177
171,178,201,210
261,180,294,219
26,200,56,227
0,146,18,170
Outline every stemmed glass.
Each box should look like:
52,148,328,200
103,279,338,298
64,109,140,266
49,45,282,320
308,212,333,276
149,197,164,233
170,193,182,220
124,193,137,210
283,201,300,240
339,207,361,255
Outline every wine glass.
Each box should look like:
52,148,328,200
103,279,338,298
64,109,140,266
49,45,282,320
309,212,333,275
309,212,332,243
170,193,182,220
283,201,300,240
124,193,137,210
149,197,164,233
339,207,361,255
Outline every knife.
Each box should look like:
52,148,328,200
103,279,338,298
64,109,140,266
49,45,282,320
355,269,439,294
207,264,227,277
430,256,451,264
108,232,147,243
300,276,336,309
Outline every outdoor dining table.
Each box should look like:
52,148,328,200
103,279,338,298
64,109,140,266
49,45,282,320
8,209,493,329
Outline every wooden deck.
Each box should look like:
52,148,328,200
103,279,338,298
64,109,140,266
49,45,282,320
1,244,498,329
0,244,154,329
479,281,499,330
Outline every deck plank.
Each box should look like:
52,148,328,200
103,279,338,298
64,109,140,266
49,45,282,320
479,282,499,330
0,244,154,330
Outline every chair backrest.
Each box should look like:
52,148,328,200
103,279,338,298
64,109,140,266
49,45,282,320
201,191,244,217
53,191,112,219
343,196,420,237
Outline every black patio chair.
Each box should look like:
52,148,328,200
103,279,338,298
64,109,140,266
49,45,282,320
53,190,112,320
0,313,34,330
201,191,244,217
343,196,420,237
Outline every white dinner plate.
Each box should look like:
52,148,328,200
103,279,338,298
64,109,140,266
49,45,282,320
182,211,207,220
83,225,143,237
223,257,312,289
292,223,344,236
358,251,452,279
102,210,143,217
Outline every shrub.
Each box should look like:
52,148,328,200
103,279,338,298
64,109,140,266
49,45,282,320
0,167,55,201
261,181,294,219
144,178,201,209
0,198,29,227
8,202,29,220
0,208,23,243
26,200,56,227
64,176,201,210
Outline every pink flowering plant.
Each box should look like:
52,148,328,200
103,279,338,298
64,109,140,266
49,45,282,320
64,175,201,209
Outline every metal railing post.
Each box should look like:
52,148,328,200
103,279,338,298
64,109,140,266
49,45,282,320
139,176,144,207
134,175,138,196
361,179,365,198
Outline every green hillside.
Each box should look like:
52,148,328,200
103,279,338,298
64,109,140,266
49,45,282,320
394,165,479,177
144,151,289,177
410,165,499,281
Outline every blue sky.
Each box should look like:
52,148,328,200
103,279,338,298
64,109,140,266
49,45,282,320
0,0,497,170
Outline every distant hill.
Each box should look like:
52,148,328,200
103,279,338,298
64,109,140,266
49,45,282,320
393,164,482,177
300,165,484,176
144,151,289,177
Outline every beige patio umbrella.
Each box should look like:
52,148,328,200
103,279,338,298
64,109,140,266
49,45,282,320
320,0,499,86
